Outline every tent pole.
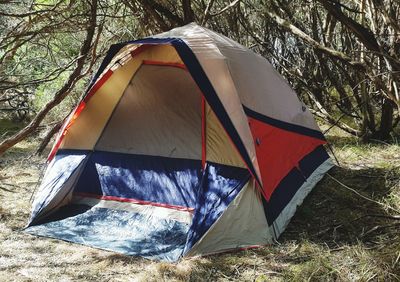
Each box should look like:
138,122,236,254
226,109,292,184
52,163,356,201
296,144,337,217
201,95,206,170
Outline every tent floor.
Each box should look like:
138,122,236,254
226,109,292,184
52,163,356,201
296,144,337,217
25,204,190,261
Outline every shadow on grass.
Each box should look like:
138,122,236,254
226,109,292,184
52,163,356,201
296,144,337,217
180,163,400,280
16,134,397,280
282,165,398,246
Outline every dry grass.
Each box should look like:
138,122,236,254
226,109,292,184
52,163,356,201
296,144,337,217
0,132,399,281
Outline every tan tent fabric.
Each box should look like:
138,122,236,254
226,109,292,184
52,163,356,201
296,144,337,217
60,45,183,150
96,65,202,160
72,196,193,224
186,179,273,257
157,23,320,131
205,103,245,168
219,47,320,131
60,57,142,150
99,44,182,79
199,58,260,173
188,24,319,130
155,24,261,180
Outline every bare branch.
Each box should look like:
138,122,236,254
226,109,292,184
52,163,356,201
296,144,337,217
201,0,215,25
210,0,240,17
0,0,98,155
265,10,366,68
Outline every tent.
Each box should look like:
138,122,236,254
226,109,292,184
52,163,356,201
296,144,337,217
26,23,334,262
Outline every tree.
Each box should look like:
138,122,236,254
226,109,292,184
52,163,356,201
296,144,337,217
0,0,399,157
242,0,400,141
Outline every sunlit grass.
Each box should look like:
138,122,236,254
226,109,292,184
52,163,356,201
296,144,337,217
0,131,399,281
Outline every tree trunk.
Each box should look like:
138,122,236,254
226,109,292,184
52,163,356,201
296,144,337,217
0,0,97,156
36,120,63,156
371,98,394,141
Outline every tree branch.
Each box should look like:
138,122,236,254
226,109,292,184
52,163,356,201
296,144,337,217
265,10,366,69
318,0,380,51
210,0,240,17
182,0,195,23
201,0,215,25
36,120,63,155
0,0,98,156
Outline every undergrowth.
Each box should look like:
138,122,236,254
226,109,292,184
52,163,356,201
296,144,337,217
0,131,399,281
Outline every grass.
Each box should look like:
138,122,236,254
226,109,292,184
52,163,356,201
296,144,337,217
0,119,27,138
0,131,399,281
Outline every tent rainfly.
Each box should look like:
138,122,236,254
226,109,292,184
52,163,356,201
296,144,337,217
26,23,334,262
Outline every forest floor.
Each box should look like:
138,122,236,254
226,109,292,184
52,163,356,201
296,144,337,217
0,130,399,281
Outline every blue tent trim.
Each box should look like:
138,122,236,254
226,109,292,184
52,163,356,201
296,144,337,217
243,105,326,141
80,37,261,189
262,145,330,225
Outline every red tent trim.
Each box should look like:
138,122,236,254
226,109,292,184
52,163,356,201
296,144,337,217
74,192,195,213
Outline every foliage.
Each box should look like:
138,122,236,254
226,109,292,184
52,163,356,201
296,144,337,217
247,0,400,141
0,0,142,123
0,0,399,153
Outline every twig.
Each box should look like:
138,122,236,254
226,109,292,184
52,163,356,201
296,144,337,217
364,214,400,220
210,0,240,17
327,173,400,214
325,143,340,166
393,252,400,269
0,186,14,192
361,223,400,237
265,10,366,68
36,120,63,155
201,0,215,25
0,0,98,156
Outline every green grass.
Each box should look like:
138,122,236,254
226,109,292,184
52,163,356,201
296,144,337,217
0,133,399,281
0,119,26,138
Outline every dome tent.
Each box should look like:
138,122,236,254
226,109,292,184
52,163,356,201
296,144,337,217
26,23,334,261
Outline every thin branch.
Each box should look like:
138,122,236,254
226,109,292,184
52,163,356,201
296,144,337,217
182,0,195,23
36,120,63,155
210,0,240,17
0,5,57,17
0,56,81,91
265,10,366,69
201,0,215,25
327,173,400,214
0,0,98,155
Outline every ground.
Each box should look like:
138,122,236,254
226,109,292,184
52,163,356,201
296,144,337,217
0,132,399,281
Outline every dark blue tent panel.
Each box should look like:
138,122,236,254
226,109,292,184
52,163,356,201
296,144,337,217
26,150,250,261
73,151,202,209
185,162,250,252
